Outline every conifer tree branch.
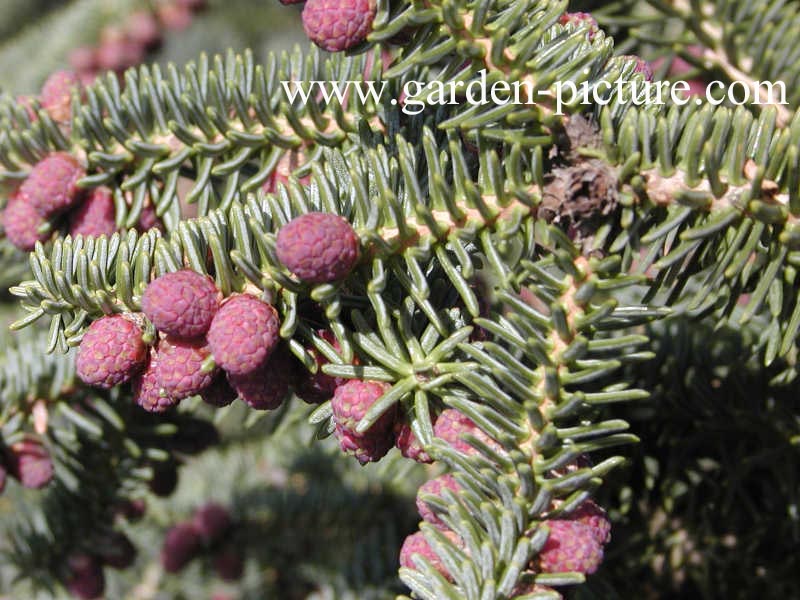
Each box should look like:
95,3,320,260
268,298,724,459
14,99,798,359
666,0,793,126
598,0,800,124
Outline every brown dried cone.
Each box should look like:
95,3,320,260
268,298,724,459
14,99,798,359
557,114,603,161
538,157,619,249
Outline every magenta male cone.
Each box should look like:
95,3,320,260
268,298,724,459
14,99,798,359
76,315,147,388
302,0,376,52
142,269,220,339
64,553,105,599
2,193,50,251
276,212,360,283
207,294,280,376
331,379,396,464
20,152,85,217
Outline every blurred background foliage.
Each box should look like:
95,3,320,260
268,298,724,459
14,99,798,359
0,0,306,93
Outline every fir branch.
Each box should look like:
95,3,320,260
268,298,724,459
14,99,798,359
373,0,652,144
0,46,393,233
8,129,659,595
597,0,800,125
578,100,800,362
0,238,33,293
667,0,798,124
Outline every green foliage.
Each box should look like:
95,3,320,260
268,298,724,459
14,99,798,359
0,0,149,92
595,0,800,116
586,317,800,599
